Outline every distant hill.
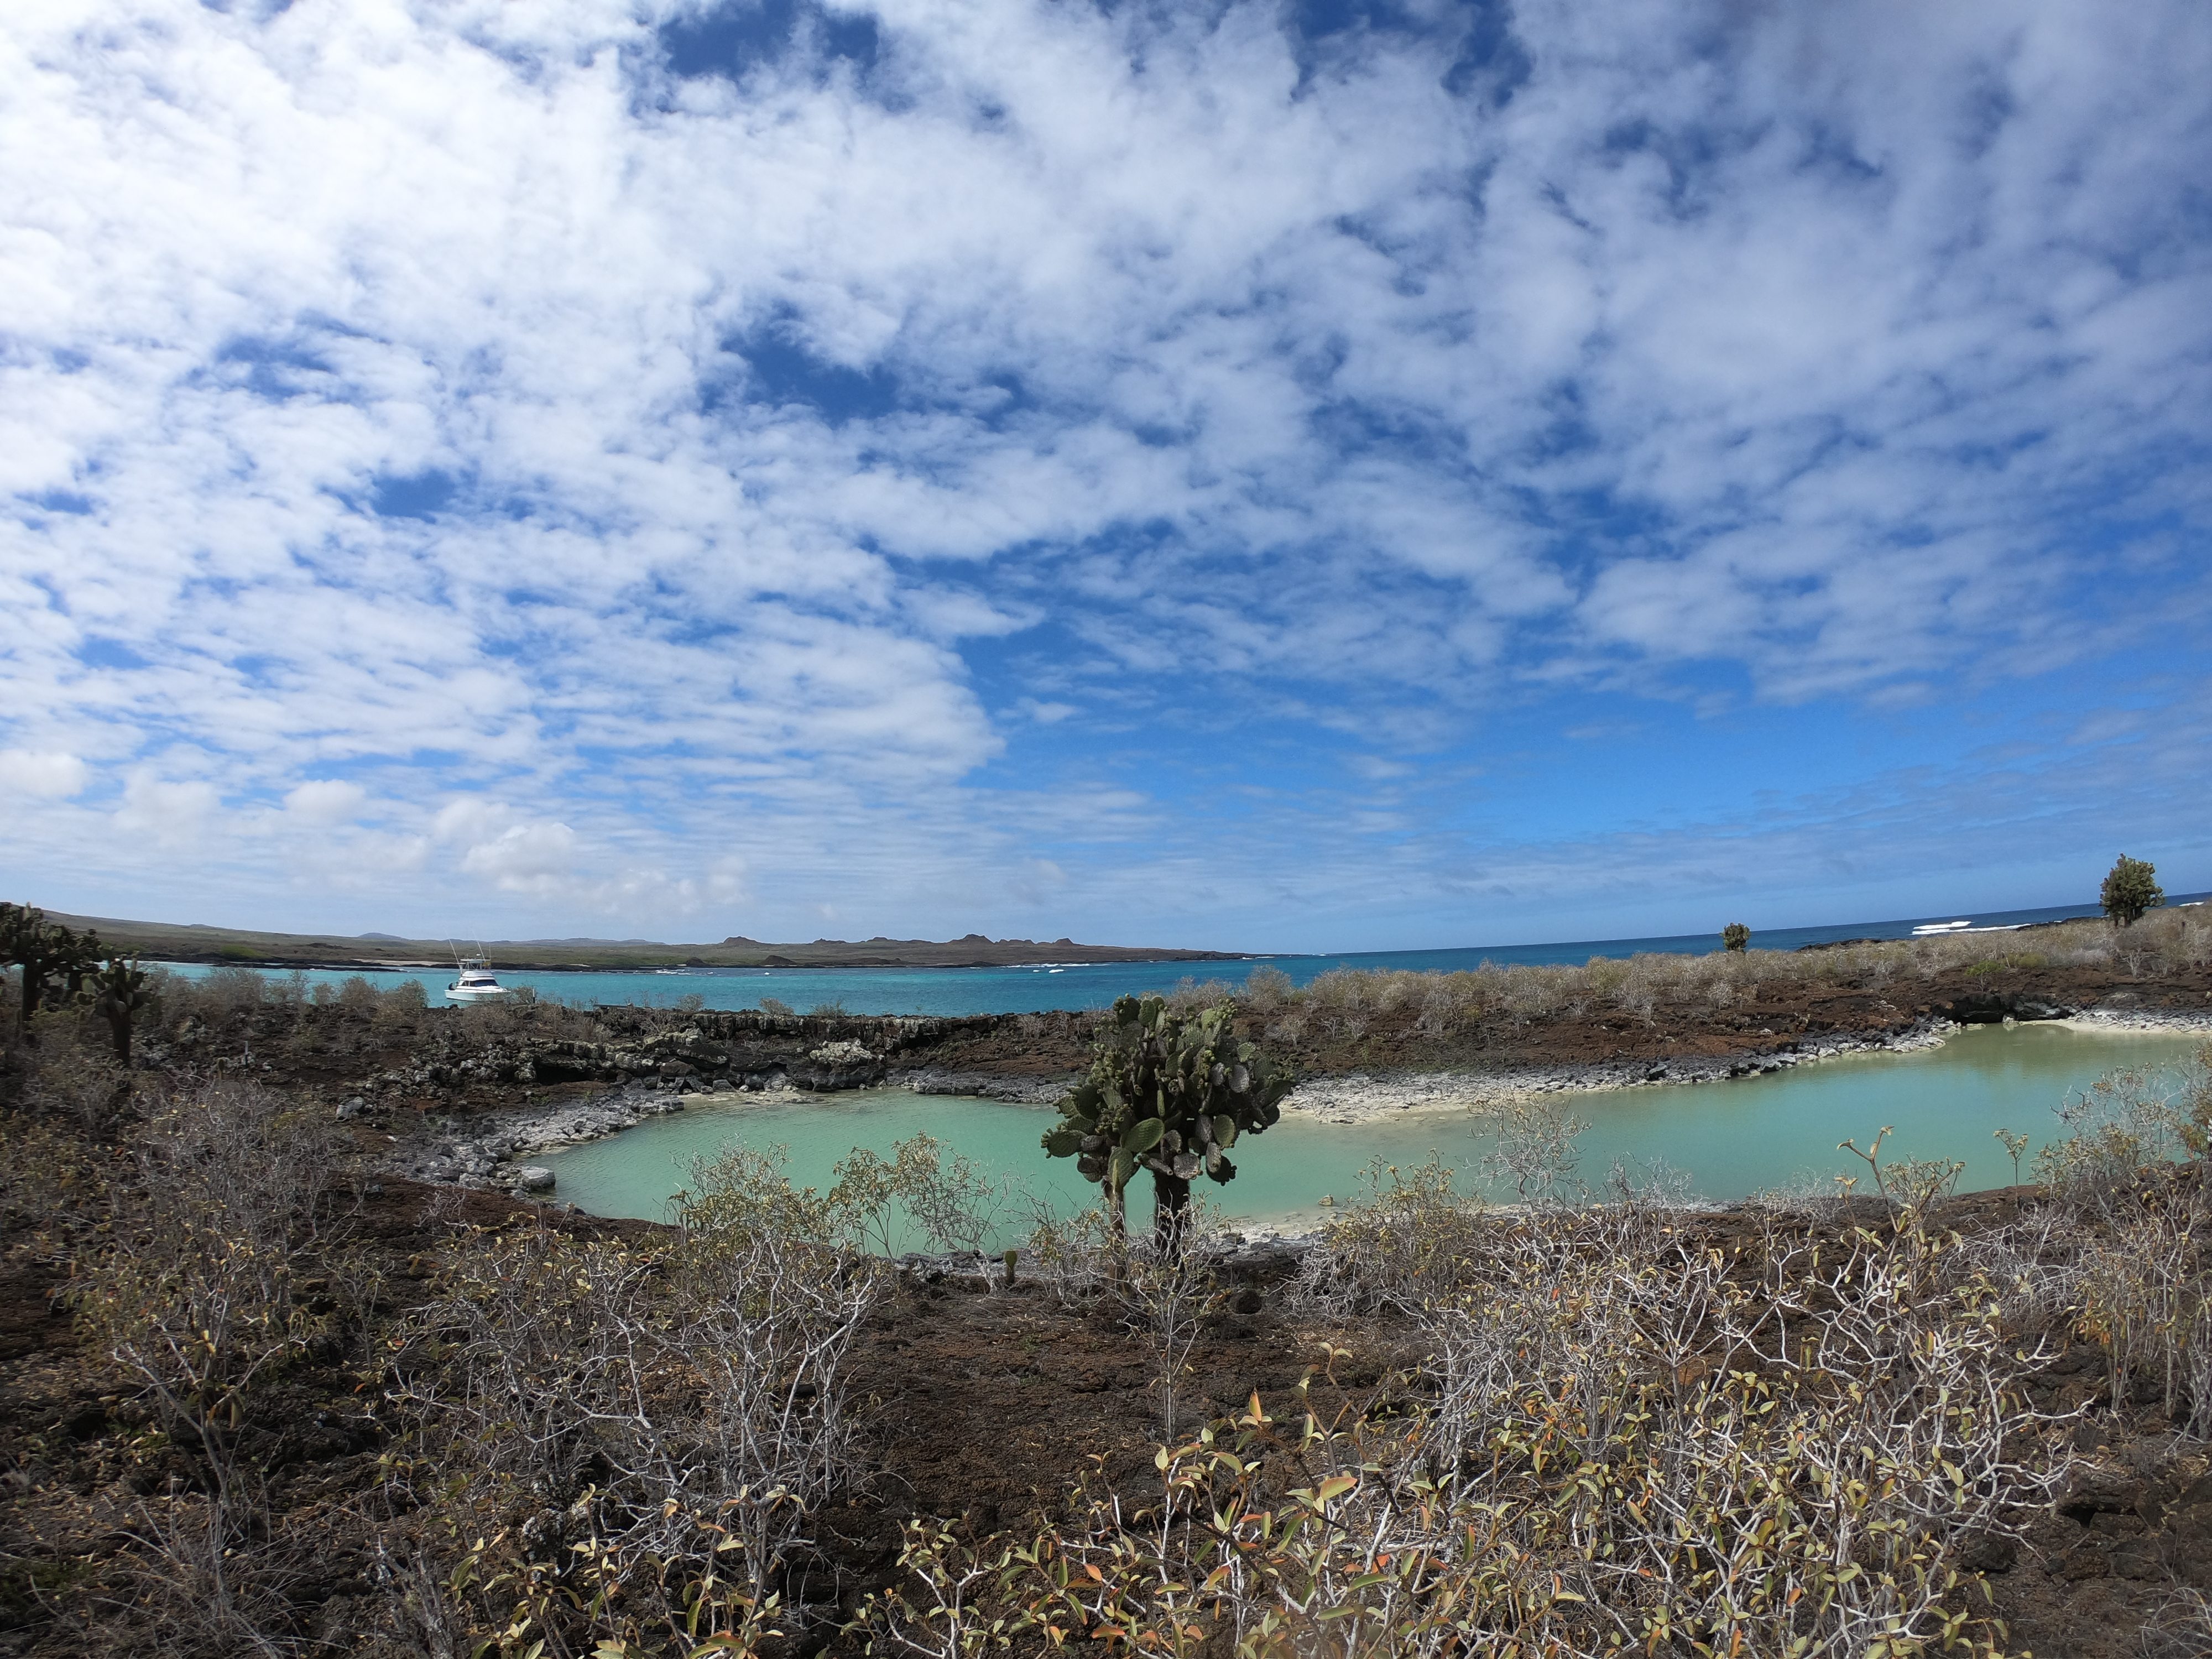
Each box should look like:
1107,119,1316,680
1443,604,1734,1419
41,911,1243,971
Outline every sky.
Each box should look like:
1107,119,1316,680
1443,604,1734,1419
3,0,2209,953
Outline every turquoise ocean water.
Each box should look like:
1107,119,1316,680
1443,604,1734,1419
152,895,2205,1018
532,1023,2206,1238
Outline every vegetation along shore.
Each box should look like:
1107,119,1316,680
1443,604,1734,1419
2,896,2210,1655
35,911,1242,972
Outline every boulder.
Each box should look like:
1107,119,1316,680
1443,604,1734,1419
1941,990,2076,1025
516,1167,557,1192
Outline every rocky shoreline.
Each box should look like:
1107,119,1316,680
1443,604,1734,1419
362,1066,1083,1195
363,1008,2184,1192
2059,1006,2212,1035
330,976,2212,1197
1281,1016,1964,1124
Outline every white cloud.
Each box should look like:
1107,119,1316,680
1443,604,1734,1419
0,0,2205,943
112,774,220,848
461,822,582,893
0,750,88,799
283,779,367,822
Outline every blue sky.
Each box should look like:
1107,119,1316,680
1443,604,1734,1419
3,0,2208,952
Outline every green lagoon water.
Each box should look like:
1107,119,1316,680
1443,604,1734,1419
534,1023,2204,1243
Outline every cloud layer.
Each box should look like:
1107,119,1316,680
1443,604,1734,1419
3,0,2208,946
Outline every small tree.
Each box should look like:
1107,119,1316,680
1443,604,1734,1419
1040,994,1293,1260
2100,855,2165,927
1721,922,1750,953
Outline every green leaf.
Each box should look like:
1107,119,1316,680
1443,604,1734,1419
1121,1118,1165,1155
1108,1147,1135,1192
1212,1114,1238,1149
1041,1126,1084,1157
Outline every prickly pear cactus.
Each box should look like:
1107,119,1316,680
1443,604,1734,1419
88,954,154,1064
1040,993,1293,1240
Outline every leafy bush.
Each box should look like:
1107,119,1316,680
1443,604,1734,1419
2101,853,2166,927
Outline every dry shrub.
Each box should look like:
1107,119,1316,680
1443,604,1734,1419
1294,1155,1487,1314
1166,976,1241,1014
2033,1058,2210,1216
1980,1047,2212,1437
2074,1192,2212,1434
873,1190,2060,1658
2145,1585,2212,1659
388,1150,884,1656
1227,911,2202,1045
74,1082,345,1441
1411,973,1484,1039
1239,964,1294,1013
65,1079,354,1656
372,977,428,1035
1475,1093,1589,1208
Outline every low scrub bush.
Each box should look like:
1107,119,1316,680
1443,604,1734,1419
872,1193,2063,1658
64,1080,363,1655
391,1151,885,1656
1220,911,2208,1056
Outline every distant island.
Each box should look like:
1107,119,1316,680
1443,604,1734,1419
41,911,1244,972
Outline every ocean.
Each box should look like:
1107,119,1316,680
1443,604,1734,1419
151,894,2204,1016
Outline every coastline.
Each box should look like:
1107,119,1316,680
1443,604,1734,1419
377,1069,1077,1191
1285,1008,2212,1126
389,1006,2212,1190
1279,1017,1961,1124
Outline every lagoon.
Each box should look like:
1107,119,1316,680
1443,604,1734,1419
533,1022,2205,1244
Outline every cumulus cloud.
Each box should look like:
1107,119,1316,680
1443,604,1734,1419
112,774,221,848
461,823,584,894
0,750,88,799
1,0,2205,942
283,780,367,823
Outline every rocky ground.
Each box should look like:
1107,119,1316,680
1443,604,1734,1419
4,1159,2208,1658
6,942,2205,1653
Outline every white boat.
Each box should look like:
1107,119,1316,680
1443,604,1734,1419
445,945,512,1004
1911,920,1974,936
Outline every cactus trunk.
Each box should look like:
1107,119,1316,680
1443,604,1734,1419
1152,1170,1191,1255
